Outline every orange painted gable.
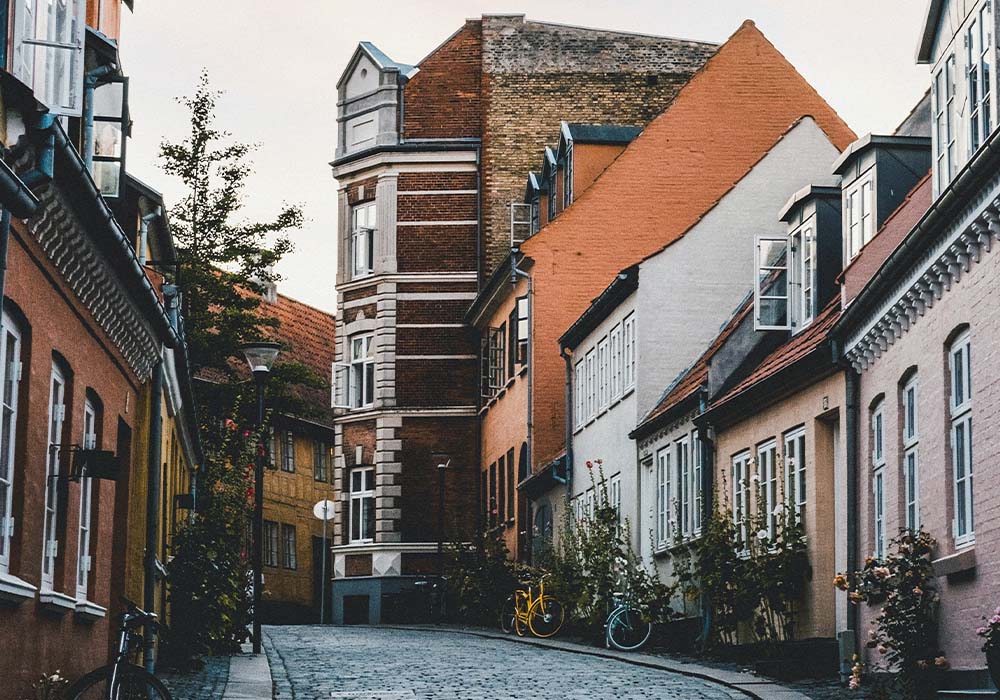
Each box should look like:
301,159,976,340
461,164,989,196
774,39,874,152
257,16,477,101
519,21,856,470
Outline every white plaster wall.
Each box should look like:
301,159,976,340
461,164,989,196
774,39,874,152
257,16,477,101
345,54,380,99
635,117,842,418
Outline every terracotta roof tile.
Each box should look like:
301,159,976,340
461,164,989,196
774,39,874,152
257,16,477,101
260,293,336,381
709,299,841,410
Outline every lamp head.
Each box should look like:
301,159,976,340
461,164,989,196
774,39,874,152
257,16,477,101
239,341,281,375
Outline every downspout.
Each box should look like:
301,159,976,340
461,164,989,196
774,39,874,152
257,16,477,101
82,64,117,173
138,207,161,266
21,113,57,189
844,363,861,646
695,391,714,650
143,360,164,674
560,347,573,498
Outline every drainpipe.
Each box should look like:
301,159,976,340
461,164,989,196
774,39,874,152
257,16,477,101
144,360,164,674
21,113,57,189
695,391,714,650
560,347,573,497
82,64,116,174
138,207,161,266
844,365,860,645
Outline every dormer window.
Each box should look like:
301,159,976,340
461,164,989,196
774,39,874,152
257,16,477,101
562,143,573,209
791,225,816,328
844,174,874,261
548,168,557,221
933,55,957,192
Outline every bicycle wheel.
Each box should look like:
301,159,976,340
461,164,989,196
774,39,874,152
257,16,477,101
514,610,527,637
527,595,565,638
607,606,653,651
499,594,517,634
65,663,172,700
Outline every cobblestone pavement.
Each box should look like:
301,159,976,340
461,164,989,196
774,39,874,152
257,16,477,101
159,655,230,699
265,625,751,700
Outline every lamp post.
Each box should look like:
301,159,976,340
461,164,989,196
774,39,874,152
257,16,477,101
240,341,281,655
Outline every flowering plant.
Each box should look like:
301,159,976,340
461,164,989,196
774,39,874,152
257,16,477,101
976,606,1000,652
834,529,944,697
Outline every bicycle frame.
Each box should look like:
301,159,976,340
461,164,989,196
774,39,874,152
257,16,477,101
513,575,550,624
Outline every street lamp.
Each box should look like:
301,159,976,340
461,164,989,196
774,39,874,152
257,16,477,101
240,341,281,655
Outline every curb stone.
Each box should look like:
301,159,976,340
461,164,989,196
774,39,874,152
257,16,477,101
381,624,816,700
221,641,274,700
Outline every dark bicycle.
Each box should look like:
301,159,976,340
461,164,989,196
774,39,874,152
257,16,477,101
64,597,172,699
413,575,448,622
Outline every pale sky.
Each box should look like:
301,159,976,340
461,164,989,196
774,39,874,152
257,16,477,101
119,1,931,313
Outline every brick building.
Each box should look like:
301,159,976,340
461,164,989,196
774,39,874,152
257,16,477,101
329,16,716,621
0,0,203,694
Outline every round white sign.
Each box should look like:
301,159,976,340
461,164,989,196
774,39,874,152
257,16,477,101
312,499,336,521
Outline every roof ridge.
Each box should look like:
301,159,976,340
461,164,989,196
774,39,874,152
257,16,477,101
273,291,336,319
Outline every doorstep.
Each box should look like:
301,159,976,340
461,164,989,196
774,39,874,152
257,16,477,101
385,624,814,700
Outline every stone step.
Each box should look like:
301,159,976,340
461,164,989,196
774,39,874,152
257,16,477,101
937,690,998,699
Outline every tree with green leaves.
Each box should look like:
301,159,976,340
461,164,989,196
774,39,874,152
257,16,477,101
159,69,302,382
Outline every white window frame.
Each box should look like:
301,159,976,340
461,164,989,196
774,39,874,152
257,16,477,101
790,224,816,330
692,434,703,535
934,54,958,193
563,142,574,209
349,467,376,544
783,427,806,525
351,201,376,280
585,349,597,422
656,447,671,548
905,447,920,532
754,235,790,331
844,174,875,261
732,452,750,552
76,399,97,600
597,336,609,413
0,313,23,575
967,4,994,154
950,332,974,546
573,359,585,430
676,436,692,538
349,334,375,409
42,363,66,590
609,473,621,528
871,401,885,469
758,441,778,540
873,467,886,560
622,314,636,392
12,0,87,116
609,324,622,401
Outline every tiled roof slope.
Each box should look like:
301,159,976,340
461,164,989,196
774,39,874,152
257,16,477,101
261,293,336,383
633,295,753,437
518,20,855,467
841,173,932,304
709,300,841,411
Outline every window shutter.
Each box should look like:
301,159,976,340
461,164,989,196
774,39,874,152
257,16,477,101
331,362,351,409
754,236,791,331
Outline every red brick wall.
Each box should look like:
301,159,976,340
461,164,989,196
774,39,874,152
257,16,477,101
397,299,471,324
396,360,477,407
396,224,477,273
0,221,141,696
397,194,477,221
398,172,477,191
346,177,378,206
398,417,478,543
402,21,483,140
396,327,477,356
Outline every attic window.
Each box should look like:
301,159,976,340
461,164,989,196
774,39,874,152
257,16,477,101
844,174,874,261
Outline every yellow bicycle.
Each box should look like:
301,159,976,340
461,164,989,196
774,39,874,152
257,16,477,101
499,573,565,638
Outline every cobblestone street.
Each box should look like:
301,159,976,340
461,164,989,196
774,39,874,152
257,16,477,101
264,626,751,700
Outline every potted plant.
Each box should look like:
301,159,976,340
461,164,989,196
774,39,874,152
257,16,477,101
975,607,1000,689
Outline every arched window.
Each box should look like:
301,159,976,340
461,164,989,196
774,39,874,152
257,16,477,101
0,311,24,575
949,330,973,545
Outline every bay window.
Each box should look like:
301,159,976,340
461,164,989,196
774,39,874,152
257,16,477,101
13,0,87,116
0,313,23,576
350,467,375,543
42,363,66,590
351,202,376,279
950,332,973,545
76,399,97,600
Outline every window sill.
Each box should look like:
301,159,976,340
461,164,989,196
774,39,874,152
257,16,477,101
933,546,976,578
75,599,107,622
38,589,78,614
653,535,703,558
0,571,37,604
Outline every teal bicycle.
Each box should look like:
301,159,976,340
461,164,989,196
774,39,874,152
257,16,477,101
605,591,653,651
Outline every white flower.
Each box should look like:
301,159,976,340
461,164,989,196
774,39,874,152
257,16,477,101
750,474,760,483
772,505,783,516
756,529,769,541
